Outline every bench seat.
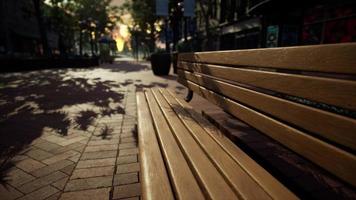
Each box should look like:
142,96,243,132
137,88,297,200
176,43,356,190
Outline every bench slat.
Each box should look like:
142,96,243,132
178,70,356,151
178,62,356,110
151,88,239,199
178,43,356,74
178,81,356,187
144,90,205,200
136,93,174,200
167,89,298,200
159,88,273,200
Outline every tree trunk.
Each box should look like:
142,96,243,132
148,22,156,53
79,30,83,56
165,18,170,52
33,0,51,57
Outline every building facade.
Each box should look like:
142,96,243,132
0,0,41,56
218,0,356,50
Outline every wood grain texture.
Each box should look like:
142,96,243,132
159,88,272,200
178,43,356,74
178,70,356,151
166,89,299,200
136,92,174,200
145,90,205,200
151,88,239,200
178,81,356,187
178,62,356,110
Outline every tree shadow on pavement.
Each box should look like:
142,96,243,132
0,69,125,185
98,61,150,73
135,82,169,91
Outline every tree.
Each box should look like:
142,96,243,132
33,0,51,56
42,0,119,56
75,0,119,55
44,0,78,56
121,0,161,53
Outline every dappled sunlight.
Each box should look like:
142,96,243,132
0,61,185,190
0,68,126,167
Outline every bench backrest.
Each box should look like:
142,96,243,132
177,43,356,188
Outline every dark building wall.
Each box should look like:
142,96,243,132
0,0,41,56
218,0,356,50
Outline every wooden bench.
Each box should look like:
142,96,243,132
136,43,356,199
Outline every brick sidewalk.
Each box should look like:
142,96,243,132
0,62,184,200
0,88,140,200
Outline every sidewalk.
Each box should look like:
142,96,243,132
0,61,187,200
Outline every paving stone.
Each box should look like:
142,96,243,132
117,163,140,174
18,171,67,194
110,128,122,134
11,155,29,162
110,134,121,139
42,150,80,165
7,168,35,187
117,155,137,165
123,119,136,125
81,151,117,160
119,148,138,156
79,139,90,144
32,159,74,177
71,166,114,179
121,129,133,134
118,197,139,200
18,185,58,200
30,138,47,146
120,132,134,138
122,123,135,128
76,158,116,169
50,142,85,154
73,143,87,152
60,187,110,200
64,176,112,192
68,154,80,162
45,192,61,200
51,177,69,190
60,164,76,175
121,128,134,134
34,141,62,152
16,158,46,173
25,148,54,161
87,139,119,146
84,144,118,153
0,184,23,200
42,135,68,145
90,135,116,141
113,183,140,199
120,137,137,144
17,148,33,156
118,143,136,150
93,127,117,137
58,136,88,146
114,172,138,186
85,125,97,134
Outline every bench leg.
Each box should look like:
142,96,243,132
185,90,194,102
